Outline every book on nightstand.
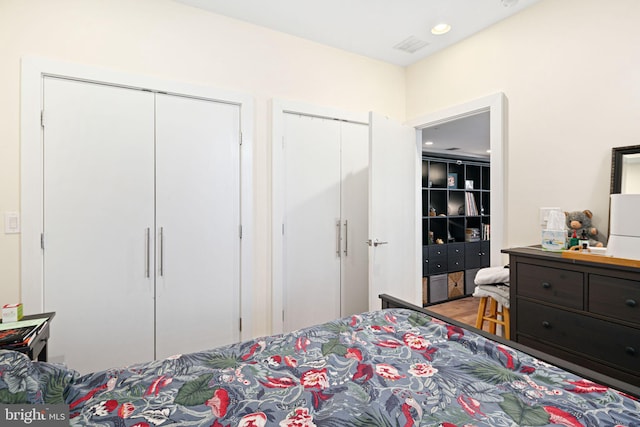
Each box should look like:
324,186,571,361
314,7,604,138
0,317,47,346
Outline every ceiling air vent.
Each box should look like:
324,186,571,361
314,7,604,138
393,36,429,54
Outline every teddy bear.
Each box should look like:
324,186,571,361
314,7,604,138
565,210,604,247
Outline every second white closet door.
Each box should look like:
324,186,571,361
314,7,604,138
283,114,341,332
155,94,241,359
282,114,368,332
339,122,369,317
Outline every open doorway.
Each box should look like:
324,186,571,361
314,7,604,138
420,111,490,306
407,93,507,310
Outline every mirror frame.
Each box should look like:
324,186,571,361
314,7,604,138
611,145,640,194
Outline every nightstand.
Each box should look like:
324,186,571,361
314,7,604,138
0,312,55,361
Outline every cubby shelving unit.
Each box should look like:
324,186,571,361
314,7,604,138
422,155,491,305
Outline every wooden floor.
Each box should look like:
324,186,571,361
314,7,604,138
426,296,505,336
426,296,479,327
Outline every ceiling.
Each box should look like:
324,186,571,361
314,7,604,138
174,0,540,67
173,0,532,158
422,112,490,160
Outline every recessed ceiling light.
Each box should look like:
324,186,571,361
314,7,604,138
486,149,492,153
431,23,451,35
424,141,434,145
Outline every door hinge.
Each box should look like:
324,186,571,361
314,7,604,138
239,317,242,332
40,110,45,128
239,225,243,239
239,131,243,146
40,233,44,250
282,310,285,323
282,223,284,235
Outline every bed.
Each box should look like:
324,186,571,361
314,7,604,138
1,295,638,426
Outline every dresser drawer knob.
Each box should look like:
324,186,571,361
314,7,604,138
625,346,636,356
542,282,551,289
626,299,637,308
542,321,551,328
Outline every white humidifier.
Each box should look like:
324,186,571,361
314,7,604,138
606,194,640,260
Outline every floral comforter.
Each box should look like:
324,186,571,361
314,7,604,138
1,308,638,426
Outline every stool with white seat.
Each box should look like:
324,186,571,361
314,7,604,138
472,266,510,339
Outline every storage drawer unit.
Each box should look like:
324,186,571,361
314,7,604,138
465,241,490,269
448,243,465,271
504,246,640,386
427,245,448,275
421,156,490,306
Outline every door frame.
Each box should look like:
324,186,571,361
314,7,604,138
20,56,254,339
271,99,368,334
407,92,508,269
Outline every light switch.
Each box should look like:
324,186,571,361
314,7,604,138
4,212,20,234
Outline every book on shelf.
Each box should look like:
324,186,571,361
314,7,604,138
482,223,491,240
465,192,478,216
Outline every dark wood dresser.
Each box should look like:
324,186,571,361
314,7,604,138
503,246,640,386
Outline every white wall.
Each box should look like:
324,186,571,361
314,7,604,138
0,0,405,336
5,0,639,338
406,0,640,248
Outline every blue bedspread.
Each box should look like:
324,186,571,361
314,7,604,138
1,308,638,426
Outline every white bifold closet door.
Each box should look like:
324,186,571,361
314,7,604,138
42,77,240,374
43,77,156,373
155,94,240,360
282,113,368,332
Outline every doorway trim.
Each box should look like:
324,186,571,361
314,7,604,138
20,56,255,339
406,92,507,268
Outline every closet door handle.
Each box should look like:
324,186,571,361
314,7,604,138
343,220,348,256
145,228,150,278
336,221,341,257
159,227,164,277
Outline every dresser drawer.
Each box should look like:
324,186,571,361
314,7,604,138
517,263,583,309
589,274,640,326
518,300,640,374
